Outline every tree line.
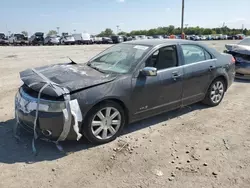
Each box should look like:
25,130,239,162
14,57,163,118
97,25,250,37
20,25,250,38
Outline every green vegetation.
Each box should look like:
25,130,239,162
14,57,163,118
98,25,250,36
47,30,58,36
21,31,28,36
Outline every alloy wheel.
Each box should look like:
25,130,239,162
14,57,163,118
210,81,224,104
91,107,121,140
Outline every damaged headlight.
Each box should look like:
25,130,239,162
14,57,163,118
16,88,66,113
47,102,66,112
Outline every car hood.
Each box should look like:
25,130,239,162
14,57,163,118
20,63,116,97
226,44,250,55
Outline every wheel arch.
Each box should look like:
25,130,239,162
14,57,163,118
206,74,228,95
82,97,130,127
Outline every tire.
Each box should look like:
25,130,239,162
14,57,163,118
82,101,126,144
202,78,226,107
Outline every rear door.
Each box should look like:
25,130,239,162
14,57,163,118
180,44,216,105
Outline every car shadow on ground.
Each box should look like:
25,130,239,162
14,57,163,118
0,103,206,164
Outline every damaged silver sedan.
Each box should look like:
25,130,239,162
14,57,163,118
225,37,250,79
15,39,235,145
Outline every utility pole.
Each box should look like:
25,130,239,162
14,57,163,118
116,25,120,34
181,0,185,34
56,27,60,35
242,24,244,34
221,22,225,34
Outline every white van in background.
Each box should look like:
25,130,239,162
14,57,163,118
73,33,93,45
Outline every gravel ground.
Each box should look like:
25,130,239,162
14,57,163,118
1,40,250,188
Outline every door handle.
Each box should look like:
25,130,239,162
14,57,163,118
172,71,180,80
209,65,216,71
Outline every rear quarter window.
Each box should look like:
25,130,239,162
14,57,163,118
181,44,214,65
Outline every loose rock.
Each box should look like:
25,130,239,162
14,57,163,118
203,163,208,167
168,177,174,181
212,172,218,176
152,169,163,177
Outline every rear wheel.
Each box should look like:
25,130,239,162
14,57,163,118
82,101,125,144
202,78,226,106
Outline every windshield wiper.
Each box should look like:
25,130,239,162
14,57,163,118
67,57,77,64
87,64,106,73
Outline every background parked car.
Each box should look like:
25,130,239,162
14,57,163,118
218,34,228,40
29,32,44,45
0,33,9,45
93,36,103,44
236,34,245,40
132,36,141,40
225,37,250,79
212,35,219,40
153,35,164,39
72,33,92,45
190,35,200,41
111,35,124,43
60,34,75,45
138,35,147,40
44,35,60,45
123,36,133,42
199,35,207,40
9,33,29,45
102,37,113,44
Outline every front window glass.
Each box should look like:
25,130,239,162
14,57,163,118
88,43,151,73
145,46,178,70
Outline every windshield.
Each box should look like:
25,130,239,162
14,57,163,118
14,34,25,39
88,43,151,74
239,38,250,46
35,32,44,36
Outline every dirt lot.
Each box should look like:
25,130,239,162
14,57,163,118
1,40,250,188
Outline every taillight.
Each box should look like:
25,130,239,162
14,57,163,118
231,57,235,63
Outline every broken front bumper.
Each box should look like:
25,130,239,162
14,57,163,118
15,88,82,140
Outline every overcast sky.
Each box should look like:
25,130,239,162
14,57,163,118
1,0,250,35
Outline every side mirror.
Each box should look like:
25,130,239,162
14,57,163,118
141,67,157,76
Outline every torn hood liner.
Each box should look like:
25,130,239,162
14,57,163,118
20,63,116,97
226,44,250,55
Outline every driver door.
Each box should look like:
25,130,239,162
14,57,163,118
131,45,183,120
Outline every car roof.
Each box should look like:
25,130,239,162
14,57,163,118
123,39,220,57
123,39,200,47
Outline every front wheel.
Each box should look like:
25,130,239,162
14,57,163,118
202,79,226,106
82,101,125,144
